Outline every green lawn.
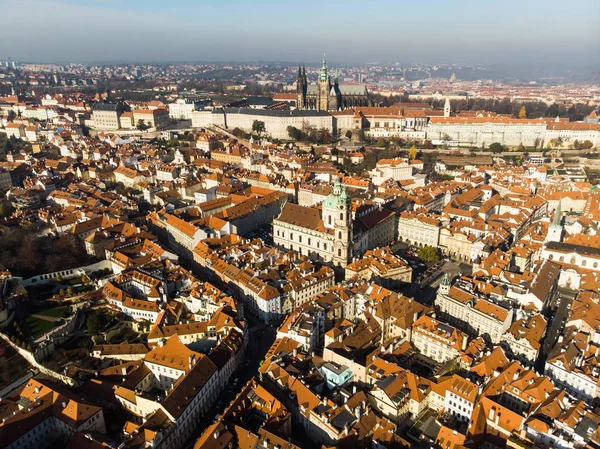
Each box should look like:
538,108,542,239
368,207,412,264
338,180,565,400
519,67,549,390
36,306,69,318
25,316,59,339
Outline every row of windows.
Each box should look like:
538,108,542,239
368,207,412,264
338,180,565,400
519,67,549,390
276,229,330,251
547,253,599,268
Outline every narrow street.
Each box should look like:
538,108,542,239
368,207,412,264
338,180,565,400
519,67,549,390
535,287,576,374
183,317,277,448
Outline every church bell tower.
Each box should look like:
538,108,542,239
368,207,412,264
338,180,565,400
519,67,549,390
318,54,330,111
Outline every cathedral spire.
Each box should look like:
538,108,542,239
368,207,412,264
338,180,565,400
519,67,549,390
320,53,328,81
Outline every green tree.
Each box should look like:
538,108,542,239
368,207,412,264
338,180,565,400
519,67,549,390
317,128,332,144
59,289,65,297
356,129,365,143
489,142,505,154
417,245,440,262
7,110,16,122
345,130,352,139
287,126,302,141
66,287,74,296
136,119,150,131
518,106,527,118
87,311,108,336
252,120,265,135
517,143,525,152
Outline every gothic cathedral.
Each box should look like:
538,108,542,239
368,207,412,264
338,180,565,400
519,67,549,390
296,55,370,112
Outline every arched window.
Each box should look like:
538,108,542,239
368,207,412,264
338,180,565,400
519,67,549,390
582,260,587,267
340,213,343,220
328,216,332,225
338,249,342,257
559,256,564,262
548,254,553,260
570,257,576,264
338,231,342,239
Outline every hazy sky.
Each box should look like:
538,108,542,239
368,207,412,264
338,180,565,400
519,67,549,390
1,0,599,65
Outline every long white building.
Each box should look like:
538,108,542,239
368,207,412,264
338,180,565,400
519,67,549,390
426,116,600,148
427,117,548,147
192,108,334,140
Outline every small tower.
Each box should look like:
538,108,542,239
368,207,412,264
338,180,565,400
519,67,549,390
547,202,563,243
439,274,451,295
296,64,307,110
444,98,451,118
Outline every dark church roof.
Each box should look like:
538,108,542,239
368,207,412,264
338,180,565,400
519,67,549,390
92,101,129,112
306,84,368,96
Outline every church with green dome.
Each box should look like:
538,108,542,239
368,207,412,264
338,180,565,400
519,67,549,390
273,178,396,267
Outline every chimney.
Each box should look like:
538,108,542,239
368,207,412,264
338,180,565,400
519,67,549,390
122,367,127,376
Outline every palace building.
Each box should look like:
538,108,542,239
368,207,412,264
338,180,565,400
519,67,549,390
296,55,370,111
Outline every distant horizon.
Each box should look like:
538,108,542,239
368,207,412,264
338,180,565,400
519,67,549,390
1,0,598,67
3,59,599,71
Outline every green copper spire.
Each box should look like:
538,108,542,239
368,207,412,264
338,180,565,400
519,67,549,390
319,53,328,81
441,274,451,286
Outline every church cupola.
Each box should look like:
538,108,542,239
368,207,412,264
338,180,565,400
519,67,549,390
439,274,451,295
